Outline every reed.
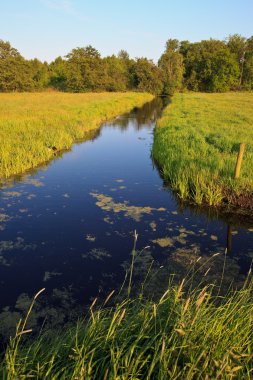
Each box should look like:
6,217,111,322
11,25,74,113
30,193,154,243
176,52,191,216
1,271,252,379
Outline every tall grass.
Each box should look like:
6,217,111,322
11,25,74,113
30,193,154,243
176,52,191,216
153,92,253,209
0,92,153,179
1,262,252,378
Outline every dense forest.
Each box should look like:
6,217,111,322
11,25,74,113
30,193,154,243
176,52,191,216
0,34,253,94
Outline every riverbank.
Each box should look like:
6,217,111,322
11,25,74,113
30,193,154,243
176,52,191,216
152,93,253,213
0,92,153,179
1,277,252,379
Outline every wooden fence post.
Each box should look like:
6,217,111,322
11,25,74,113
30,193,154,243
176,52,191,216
226,225,232,252
234,143,245,179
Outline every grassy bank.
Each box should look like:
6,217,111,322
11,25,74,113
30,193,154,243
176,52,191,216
153,93,253,210
1,278,252,379
0,92,153,179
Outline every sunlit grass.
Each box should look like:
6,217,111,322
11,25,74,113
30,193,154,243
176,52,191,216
153,92,253,208
0,92,153,179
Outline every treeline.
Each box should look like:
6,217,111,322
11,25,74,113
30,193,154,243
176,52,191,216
0,34,253,94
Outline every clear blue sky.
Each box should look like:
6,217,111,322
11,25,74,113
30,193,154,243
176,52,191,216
1,0,253,63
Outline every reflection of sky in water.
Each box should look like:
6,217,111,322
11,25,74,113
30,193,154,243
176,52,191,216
0,98,253,335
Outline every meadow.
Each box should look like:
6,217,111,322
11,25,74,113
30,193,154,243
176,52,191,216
152,93,253,210
0,92,153,179
1,92,253,378
1,276,252,379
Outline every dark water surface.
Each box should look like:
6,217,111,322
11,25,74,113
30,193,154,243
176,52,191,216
0,98,252,337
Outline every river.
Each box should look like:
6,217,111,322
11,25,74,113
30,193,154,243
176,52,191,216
0,97,252,339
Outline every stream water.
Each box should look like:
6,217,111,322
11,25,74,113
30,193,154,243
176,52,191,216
0,97,252,339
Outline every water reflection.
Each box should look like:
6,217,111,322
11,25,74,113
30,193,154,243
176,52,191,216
107,97,170,130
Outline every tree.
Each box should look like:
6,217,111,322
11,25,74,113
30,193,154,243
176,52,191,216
49,57,67,90
65,45,106,92
104,55,128,91
182,39,240,92
66,45,100,61
0,40,34,91
0,40,21,59
1,36,252,94
242,36,253,89
227,34,247,88
158,39,184,95
117,50,130,61
131,58,163,94
29,59,49,89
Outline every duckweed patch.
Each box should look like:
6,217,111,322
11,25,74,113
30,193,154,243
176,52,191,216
90,192,166,221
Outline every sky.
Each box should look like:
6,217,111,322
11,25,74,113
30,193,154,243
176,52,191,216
1,0,253,63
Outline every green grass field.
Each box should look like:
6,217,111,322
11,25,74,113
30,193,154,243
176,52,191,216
0,92,153,179
153,93,253,209
1,277,252,379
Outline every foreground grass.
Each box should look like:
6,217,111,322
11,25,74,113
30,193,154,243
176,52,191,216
153,92,253,209
1,277,253,379
0,92,153,179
